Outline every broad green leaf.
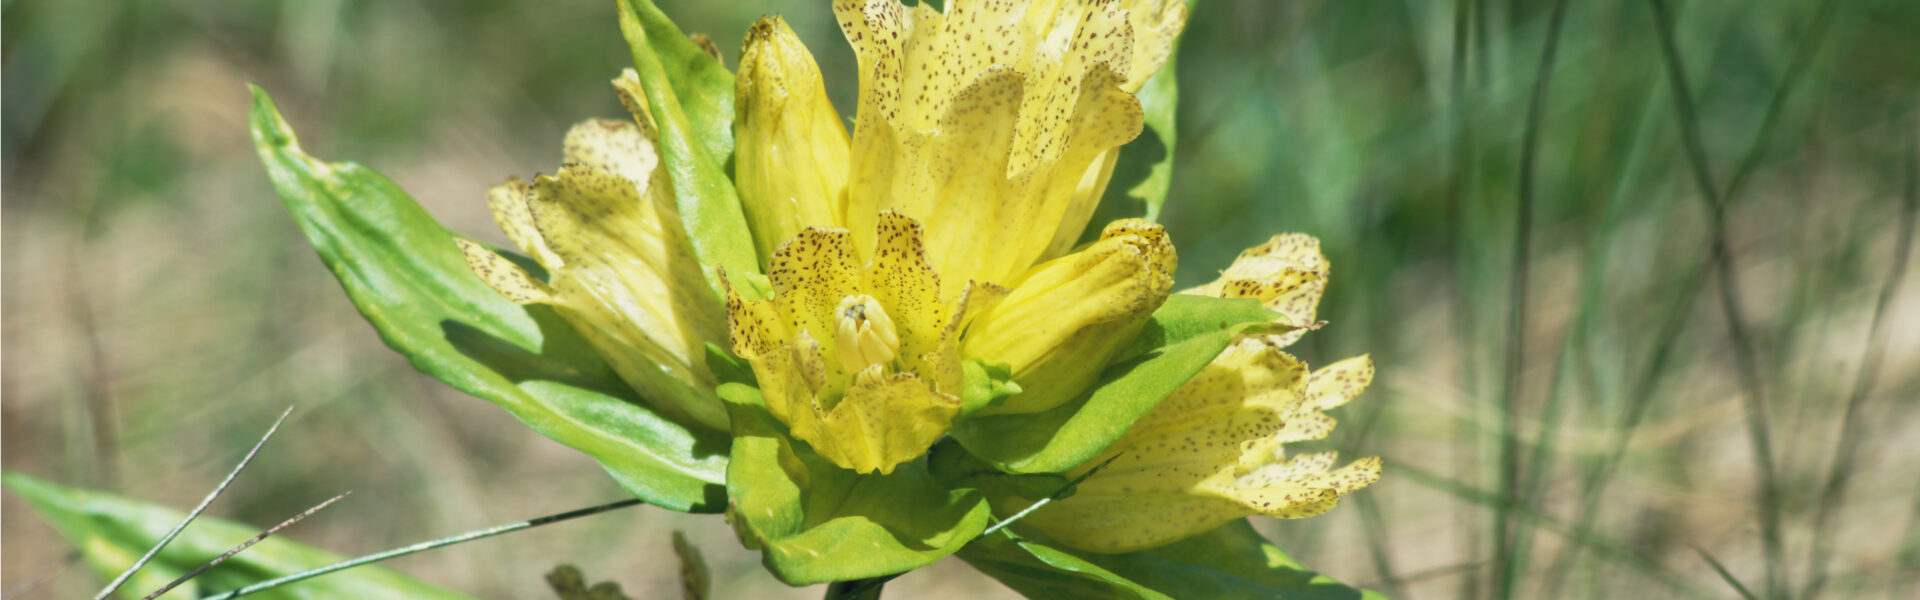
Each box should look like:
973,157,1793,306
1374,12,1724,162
949,295,1277,473
249,87,728,512
719,384,991,585
615,0,760,296
4,472,470,600
960,520,1385,600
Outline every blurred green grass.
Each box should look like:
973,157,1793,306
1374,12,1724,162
5,0,1919,598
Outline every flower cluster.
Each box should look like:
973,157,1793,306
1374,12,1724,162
259,0,1381,591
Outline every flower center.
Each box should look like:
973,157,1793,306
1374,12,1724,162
833,294,900,373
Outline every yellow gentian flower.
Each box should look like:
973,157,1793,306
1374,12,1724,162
458,86,730,432
724,211,1006,474
834,0,1188,293
724,0,1191,472
1012,234,1379,553
1019,337,1380,553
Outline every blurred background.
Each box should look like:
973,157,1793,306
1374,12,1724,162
5,0,1918,598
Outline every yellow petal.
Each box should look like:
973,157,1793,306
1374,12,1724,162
454,238,552,304
963,219,1175,414
735,16,852,265
1112,0,1189,93
794,368,961,475
1041,149,1121,260
1019,336,1379,553
611,69,660,140
562,118,658,185
485,178,560,268
1040,0,1188,257
1183,233,1329,347
923,280,1009,396
837,0,1167,294
862,211,948,381
765,227,865,383
522,162,730,430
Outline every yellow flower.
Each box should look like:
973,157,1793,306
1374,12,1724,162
724,0,1192,467
1004,233,1376,552
834,0,1189,295
458,90,730,431
725,211,1006,474
1016,336,1381,553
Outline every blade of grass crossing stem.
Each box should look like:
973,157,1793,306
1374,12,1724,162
1494,2,1569,597
1802,119,1919,599
1647,1,1785,596
143,491,352,600
1695,546,1762,600
198,499,645,600
95,405,294,600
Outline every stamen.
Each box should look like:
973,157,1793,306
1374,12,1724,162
832,294,900,373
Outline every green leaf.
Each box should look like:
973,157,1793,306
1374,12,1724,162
949,295,1277,473
719,384,991,585
1130,47,1180,222
4,472,471,600
1130,0,1196,223
249,87,728,512
960,360,1023,416
960,520,1386,600
615,0,760,296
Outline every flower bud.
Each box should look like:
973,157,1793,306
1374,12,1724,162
735,16,850,267
963,219,1175,414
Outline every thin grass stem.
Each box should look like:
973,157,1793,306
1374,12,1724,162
1390,462,1711,598
1446,0,1484,596
1540,0,1837,594
1695,545,1762,600
198,498,644,600
1493,2,1570,597
1646,1,1786,596
143,491,352,600
1801,117,1918,599
94,405,294,600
